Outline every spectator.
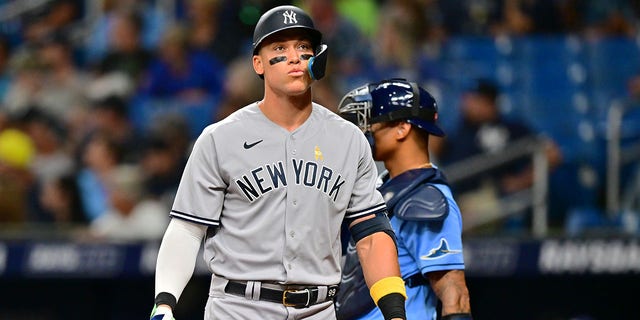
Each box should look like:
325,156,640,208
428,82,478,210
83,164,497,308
0,125,35,223
20,108,73,182
182,0,247,65
0,36,13,105
2,33,87,127
435,0,567,36
436,0,503,36
75,130,122,222
2,49,46,118
139,23,225,101
75,96,140,221
139,127,188,209
17,107,76,222
145,113,192,165
432,78,562,232
215,55,264,121
38,173,88,226
87,164,169,241
84,0,167,64
36,32,88,125
93,10,152,88
581,0,638,39
20,0,82,44
490,0,566,35
367,0,442,89
301,0,374,96
87,95,141,163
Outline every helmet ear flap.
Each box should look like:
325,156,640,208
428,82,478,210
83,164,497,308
309,44,328,80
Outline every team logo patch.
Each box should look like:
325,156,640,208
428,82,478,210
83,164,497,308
282,10,297,24
314,145,323,161
420,238,461,260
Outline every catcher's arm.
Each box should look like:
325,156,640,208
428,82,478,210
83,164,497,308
151,218,206,319
428,270,472,319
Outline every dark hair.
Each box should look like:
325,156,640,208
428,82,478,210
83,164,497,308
120,11,144,35
56,174,89,224
92,95,129,118
20,106,67,139
37,31,72,49
468,78,499,102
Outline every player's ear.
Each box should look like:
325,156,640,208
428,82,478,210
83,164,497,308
396,122,411,139
253,55,264,77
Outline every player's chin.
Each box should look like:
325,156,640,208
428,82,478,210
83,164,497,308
285,77,312,93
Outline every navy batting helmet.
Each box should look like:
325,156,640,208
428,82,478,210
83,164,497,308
252,5,321,54
252,5,327,80
338,78,445,137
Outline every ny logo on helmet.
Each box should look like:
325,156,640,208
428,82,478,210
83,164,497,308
282,10,297,24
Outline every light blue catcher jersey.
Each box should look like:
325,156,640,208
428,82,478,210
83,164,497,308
356,168,465,320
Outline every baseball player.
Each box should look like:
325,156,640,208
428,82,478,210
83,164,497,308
150,5,407,320
336,79,473,320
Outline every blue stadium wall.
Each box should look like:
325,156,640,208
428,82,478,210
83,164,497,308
1,237,639,320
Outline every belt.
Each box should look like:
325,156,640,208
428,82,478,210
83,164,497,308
224,280,339,308
405,272,427,288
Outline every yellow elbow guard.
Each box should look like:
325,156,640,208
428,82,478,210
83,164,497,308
369,276,408,305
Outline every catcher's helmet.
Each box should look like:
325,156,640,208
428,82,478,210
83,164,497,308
338,78,445,137
252,5,327,80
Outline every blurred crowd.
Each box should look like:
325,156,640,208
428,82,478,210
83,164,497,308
0,0,639,241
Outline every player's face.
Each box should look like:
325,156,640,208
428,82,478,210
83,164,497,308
461,93,497,124
369,122,398,161
253,30,315,95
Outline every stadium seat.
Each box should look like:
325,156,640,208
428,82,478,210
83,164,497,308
586,38,640,105
565,206,610,236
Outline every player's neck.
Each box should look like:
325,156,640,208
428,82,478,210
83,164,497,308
259,94,312,132
385,147,431,178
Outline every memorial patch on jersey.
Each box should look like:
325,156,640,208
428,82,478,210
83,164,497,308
235,158,345,202
420,238,461,260
314,145,323,160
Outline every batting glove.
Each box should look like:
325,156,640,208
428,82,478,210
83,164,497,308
150,304,175,320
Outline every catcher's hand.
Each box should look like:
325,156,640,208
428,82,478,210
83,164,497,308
150,305,174,320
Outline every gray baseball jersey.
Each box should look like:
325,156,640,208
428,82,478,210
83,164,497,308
170,102,386,286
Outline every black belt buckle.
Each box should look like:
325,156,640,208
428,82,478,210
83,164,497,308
283,288,311,307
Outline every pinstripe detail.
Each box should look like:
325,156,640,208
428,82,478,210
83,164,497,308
170,210,220,226
344,203,387,219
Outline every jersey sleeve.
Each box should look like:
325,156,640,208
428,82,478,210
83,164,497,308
344,131,387,220
398,184,465,274
170,128,225,226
